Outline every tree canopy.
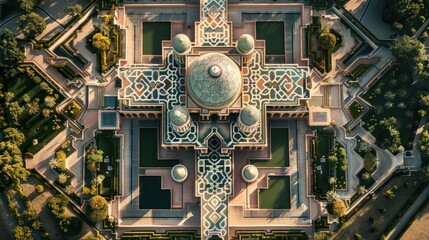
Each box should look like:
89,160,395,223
67,4,83,17
378,117,404,153
92,33,111,52
3,127,25,146
327,199,347,218
18,12,46,39
319,30,336,50
391,35,427,76
87,195,108,222
0,29,25,66
18,0,37,13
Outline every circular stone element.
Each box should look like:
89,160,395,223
236,34,255,54
209,65,222,77
169,105,189,126
242,165,258,183
187,53,242,110
172,34,191,55
239,105,261,127
171,164,188,182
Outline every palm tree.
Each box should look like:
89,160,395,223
42,108,51,118
358,140,372,153
27,101,39,115
358,185,367,195
58,173,69,184
64,185,74,195
44,96,56,108
49,158,60,169
22,94,31,103
362,172,371,181
329,177,336,185
326,190,338,203
384,91,395,101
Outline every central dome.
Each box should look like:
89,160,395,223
187,53,242,110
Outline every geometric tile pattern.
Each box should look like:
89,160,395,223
196,0,230,46
196,136,232,238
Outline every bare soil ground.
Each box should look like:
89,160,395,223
334,173,423,240
22,176,95,239
401,201,429,239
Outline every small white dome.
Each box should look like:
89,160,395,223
171,164,188,182
172,34,191,55
239,105,260,127
242,165,258,183
236,34,255,54
169,106,189,126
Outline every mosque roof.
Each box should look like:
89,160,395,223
187,53,242,110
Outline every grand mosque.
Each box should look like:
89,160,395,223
111,0,325,238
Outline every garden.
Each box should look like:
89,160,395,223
353,136,377,189
95,131,120,199
361,66,422,151
251,128,289,167
312,129,334,197
345,64,374,86
306,16,342,73
347,101,365,119
1,64,66,154
87,14,122,73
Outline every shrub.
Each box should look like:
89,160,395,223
327,199,347,218
88,195,108,223
89,195,107,210
384,189,395,199
92,33,111,52
59,217,82,235
35,185,44,193
56,150,66,161
319,30,336,50
47,194,69,218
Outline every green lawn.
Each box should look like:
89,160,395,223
143,22,171,55
256,21,285,55
251,128,289,167
259,176,291,209
314,130,334,196
139,176,171,209
139,128,178,167
362,66,421,148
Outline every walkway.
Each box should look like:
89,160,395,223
386,185,429,240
